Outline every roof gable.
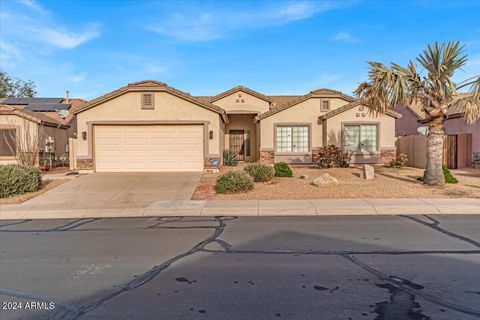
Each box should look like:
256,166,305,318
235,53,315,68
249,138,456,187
318,101,402,121
0,104,68,127
211,86,272,103
255,88,354,122
74,80,229,122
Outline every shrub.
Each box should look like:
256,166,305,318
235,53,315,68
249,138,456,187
386,153,408,168
244,163,275,182
223,149,238,166
274,162,293,177
417,165,458,184
0,165,42,198
442,165,459,184
315,145,351,168
215,170,254,194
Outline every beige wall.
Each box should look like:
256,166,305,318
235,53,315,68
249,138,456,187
259,97,350,150
213,90,270,114
76,91,223,159
225,114,257,161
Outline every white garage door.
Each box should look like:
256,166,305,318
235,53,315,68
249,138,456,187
94,125,204,172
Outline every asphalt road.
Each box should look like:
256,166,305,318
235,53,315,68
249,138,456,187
0,215,479,320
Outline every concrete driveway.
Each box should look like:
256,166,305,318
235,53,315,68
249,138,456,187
21,172,202,210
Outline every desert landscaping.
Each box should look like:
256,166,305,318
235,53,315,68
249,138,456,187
193,165,480,200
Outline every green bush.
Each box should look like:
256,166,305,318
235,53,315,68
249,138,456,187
274,162,293,177
215,170,254,194
417,165,458,184
0,165,42,198
442,165,458,184
223,149,238,166
315,145,351,168
244,163,275,182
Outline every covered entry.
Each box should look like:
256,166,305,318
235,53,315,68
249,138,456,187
94,124,204,172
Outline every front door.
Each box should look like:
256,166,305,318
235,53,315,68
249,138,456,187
229,130,245,161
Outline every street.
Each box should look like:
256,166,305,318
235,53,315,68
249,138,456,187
0,215,479,320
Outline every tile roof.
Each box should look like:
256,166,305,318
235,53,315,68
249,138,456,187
255,89,355,122
318,101,402,120
0,104,69,127
75,80,229,122
210,85,272,103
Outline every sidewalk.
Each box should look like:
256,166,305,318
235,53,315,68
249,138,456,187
1,198,479,220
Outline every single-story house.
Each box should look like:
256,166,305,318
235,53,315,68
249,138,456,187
70,80,400,172
0,97,85,166
394,96,480,168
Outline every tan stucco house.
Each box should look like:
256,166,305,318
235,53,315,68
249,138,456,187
0,97,85,167
70,80,400,172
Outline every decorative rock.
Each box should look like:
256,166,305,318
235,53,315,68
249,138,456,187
300,174,309,179
312,173,339,187
362,165,375,180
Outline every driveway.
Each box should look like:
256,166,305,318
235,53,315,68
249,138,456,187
20,172,202,210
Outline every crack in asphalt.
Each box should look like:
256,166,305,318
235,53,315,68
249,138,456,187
342,254,480,317
55,216,230,320
400,215,480,248
200,248,480,255
0,219,32,228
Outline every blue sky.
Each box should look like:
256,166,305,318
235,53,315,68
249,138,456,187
1,0,479,100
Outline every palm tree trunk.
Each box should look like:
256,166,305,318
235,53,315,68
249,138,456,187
423,115,446,186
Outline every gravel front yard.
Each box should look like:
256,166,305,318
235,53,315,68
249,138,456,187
192,166,480,200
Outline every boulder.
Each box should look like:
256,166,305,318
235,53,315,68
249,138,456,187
312,173,338,187
361,164,375,180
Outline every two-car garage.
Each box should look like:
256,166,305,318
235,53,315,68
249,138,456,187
94,124,205,172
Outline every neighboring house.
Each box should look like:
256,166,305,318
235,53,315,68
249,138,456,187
70,80,400,172
394,96,480,168
0,97,86,167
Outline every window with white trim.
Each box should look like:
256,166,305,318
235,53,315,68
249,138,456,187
343,124,378,152
276,125,309,153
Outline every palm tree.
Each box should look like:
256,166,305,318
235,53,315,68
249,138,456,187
355,41,480,186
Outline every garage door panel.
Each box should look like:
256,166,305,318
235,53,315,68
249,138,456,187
95,125,204,172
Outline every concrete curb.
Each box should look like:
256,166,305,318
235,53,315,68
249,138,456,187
1,198,479,220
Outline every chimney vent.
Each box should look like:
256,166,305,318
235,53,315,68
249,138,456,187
65,90,70,103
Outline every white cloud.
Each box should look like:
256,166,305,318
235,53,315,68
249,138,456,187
18,0,46,13
148,1,352,42
70,74,86,83
146,64,168,74
1,3,100,51
332,31,359,43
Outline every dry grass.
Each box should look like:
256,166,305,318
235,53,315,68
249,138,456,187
0,179,68,205
194,165,480,200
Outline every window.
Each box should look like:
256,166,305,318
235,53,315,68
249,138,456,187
276,125,309,153
321,99,330,112
141,93,154,109
343,124,378,152
0,129,16,156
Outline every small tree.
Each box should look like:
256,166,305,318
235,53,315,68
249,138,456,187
0,70,37,98
355,41,479,186
5,117,44,167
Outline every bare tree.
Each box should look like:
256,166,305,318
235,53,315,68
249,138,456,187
5,117,45,167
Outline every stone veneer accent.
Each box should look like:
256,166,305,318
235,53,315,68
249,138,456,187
380,148,396,165
77,158,93,170
259,150,274,164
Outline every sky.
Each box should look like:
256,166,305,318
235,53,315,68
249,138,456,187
1,0,479,100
